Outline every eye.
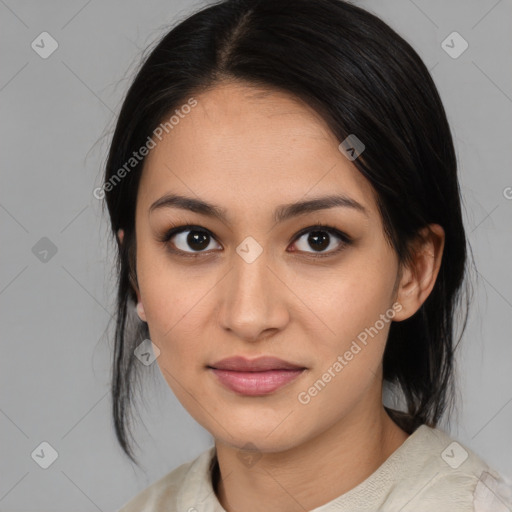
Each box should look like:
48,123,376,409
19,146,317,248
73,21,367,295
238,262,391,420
160,225,221,256
159,222,352,259
289,223,351,257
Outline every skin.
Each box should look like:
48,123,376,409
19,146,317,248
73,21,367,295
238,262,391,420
118,81,445,512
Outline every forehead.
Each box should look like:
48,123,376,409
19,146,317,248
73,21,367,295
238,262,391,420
137,82,377,221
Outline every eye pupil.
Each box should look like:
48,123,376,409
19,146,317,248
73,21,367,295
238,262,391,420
188,230,209,251
308,231,330,251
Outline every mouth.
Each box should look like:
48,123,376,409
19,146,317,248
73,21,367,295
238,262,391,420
207,356,307,396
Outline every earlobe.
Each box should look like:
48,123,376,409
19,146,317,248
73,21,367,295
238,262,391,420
117,228,144,320
136,301,147,322
393,224,445,321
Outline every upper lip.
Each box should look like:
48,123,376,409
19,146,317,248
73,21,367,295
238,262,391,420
209,356,305,372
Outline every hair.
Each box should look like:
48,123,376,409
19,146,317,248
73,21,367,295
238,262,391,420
102,0,470,466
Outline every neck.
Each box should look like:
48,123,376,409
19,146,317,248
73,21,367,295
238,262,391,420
213,400,409,512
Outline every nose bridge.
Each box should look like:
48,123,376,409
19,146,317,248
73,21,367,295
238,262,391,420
233,246,269,299
219,241,287,340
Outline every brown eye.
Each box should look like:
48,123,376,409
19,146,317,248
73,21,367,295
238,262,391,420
290,224,351,257
168,227,221,253
159,223,351,259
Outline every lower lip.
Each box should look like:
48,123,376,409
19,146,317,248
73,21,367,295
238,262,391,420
209,368,305,395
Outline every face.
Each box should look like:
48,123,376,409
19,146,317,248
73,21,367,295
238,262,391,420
133,81,403,453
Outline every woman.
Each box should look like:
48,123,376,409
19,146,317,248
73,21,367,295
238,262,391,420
102,0,512,510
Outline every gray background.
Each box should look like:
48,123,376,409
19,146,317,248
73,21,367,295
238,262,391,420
1,0,511,510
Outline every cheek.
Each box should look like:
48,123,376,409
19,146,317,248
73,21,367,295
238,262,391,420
293,264,397,422
293,249,398,351
135,245,203,358
136,235,213,327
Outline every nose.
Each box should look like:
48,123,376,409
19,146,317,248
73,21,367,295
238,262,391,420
217,249,290,343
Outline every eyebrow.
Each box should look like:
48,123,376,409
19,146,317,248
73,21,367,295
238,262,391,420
149,193,369,223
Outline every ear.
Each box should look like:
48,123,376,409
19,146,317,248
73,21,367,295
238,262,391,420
393,224,445,321
117,228,143,305
136,301,147,322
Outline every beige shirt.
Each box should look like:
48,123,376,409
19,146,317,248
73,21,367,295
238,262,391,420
117,425,512,511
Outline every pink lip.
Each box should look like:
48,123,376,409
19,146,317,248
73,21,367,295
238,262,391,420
208,356,306,396
210,356,304,372
210,368,305,395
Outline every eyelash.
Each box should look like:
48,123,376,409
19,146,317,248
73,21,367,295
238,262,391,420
157,222,352,260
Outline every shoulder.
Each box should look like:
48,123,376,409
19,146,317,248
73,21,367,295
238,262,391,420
116,447,216,512
385,425,512,512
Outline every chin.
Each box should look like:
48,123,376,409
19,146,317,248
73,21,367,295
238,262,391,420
209,415,309,454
